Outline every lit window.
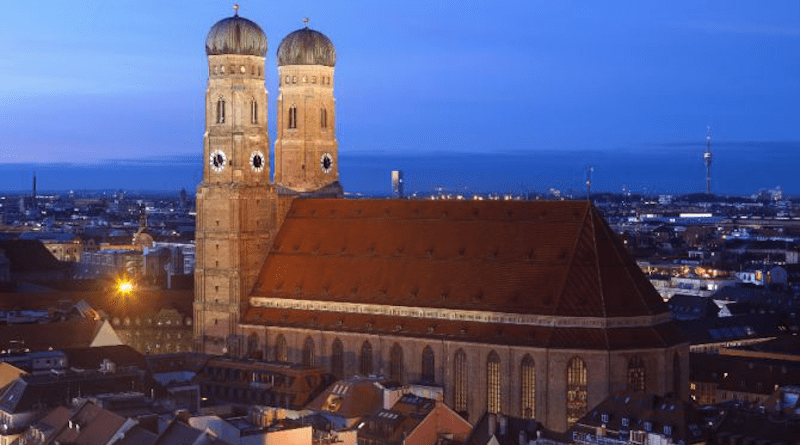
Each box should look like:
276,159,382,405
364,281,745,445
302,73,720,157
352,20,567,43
454,349,467,413
566,356,588,427
627,356,646,392
275,334,288,362
487,351,500,414
521,354,535,418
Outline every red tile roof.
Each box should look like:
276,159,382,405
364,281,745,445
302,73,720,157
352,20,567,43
250,199,668,319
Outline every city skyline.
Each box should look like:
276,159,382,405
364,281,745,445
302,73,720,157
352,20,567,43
1,1,798,193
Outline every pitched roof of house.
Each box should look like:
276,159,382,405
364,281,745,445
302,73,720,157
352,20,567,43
305,376,387,420
0,319,114,351
0,240,67,272
250,199,668,319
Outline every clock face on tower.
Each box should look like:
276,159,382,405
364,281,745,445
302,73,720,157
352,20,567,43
250,151,265,172
321,153,333,174
210,150,227,172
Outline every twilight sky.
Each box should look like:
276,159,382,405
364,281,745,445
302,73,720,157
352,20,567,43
0,1,798,193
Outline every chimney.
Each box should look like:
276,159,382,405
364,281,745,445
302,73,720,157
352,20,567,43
488,414,496,436
498,415,507,436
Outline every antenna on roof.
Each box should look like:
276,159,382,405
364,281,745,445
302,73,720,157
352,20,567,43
233,4,240,16
704,125,713,195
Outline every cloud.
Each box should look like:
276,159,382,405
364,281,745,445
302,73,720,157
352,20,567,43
680,20,800,38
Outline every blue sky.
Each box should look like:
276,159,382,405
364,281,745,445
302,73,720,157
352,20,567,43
0,1,798,193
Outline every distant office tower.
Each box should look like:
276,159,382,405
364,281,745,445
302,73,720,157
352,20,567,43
391,170,404,198
32,172,37,214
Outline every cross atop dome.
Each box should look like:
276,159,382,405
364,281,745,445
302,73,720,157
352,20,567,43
233,4,239,16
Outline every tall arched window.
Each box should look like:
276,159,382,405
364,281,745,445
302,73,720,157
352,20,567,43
673,353,681,396
521,355,535,419
331,338,344,379
288,106,297,129
320,107,327,129
216,98,226,124
247,333,259,358
566,356,588,427
390,343,404,383
627,356,646,392
421,346,435,383
251,100,258,124
275,334,287,363
302,336,315,366
454,349,467,413
360,341,373,376
487,351,501,414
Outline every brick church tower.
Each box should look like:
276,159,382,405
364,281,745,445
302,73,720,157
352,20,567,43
274,21,342,196
194,8,277,355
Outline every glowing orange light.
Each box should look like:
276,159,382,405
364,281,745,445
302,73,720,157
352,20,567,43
114,276,135,299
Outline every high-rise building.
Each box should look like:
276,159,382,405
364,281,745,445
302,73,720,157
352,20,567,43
391,170,404,198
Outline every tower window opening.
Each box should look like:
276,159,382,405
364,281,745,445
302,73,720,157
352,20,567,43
312,76,316,84
320,108,327,129
251,66,255,75
258,66,262,77
216,99,226,124
251,100,258,124
285,75,289,84
302,76,307,83
292,76,297,84
288,106,298,129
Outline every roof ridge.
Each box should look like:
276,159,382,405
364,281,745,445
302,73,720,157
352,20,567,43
588,205,611,348
551,202,593,318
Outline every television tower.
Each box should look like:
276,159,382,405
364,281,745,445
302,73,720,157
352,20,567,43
586,166,594,200
704,126,712,195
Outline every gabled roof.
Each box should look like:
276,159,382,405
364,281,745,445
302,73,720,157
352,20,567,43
250,200,667,319
305,376,386,420
0,319,114,351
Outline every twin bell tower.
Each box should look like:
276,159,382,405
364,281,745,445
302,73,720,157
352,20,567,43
195,7,341,354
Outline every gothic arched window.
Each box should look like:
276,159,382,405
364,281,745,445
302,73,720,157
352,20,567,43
331,338,344,379
521,354,535,419
390,343,404,383
251,99,258,124
275,334,287,363
627,356,646,392
566,356,588,427
288,106,297,129
454,349,467,413
302,336,315,366
320,108,327,129
216,98,226,124
487,351,501,414
673,352,681,396
247,333,259,358
360,341,373,376
421,346,435,383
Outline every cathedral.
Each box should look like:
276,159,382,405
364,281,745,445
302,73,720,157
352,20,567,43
194,9,689,433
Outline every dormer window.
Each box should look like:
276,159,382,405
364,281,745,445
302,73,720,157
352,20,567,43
601,413,609,424
644,421,652,432
621,417,630,428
